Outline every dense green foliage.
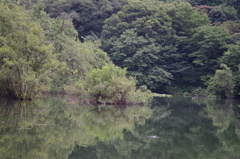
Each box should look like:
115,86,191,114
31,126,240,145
1,0,240,98
100,0,240,97
101,0,210,90
0,1,152,103
0,3,60,99
84,64,152,104
187,25,229,78
43,0,127,40
207,64,235,98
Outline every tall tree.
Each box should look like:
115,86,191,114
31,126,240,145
0,3,60,99
30,5,111,93
44,0,126,40
186,25,229,80
220,41,240,97
101,0,209,91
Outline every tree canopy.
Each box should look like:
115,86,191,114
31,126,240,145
101,0,209,91
1,0,240,98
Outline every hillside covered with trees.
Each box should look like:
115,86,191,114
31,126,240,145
0,0,240,100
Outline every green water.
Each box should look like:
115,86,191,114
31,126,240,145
0,96,240,159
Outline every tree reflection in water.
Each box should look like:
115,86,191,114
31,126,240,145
0,96,240,159
0,96,152,159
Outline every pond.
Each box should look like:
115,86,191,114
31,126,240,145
0,96,240,159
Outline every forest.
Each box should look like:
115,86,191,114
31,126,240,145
0,0,240,101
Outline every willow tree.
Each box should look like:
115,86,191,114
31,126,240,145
0,3,60,99
32,10,111,93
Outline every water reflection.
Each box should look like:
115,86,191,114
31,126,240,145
0,96,152,159
204,99,240,158
0,96,240,159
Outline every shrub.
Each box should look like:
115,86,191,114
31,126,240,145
207,64,235,98
84,64,152,105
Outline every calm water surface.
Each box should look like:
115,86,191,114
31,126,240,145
0,96,240,159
